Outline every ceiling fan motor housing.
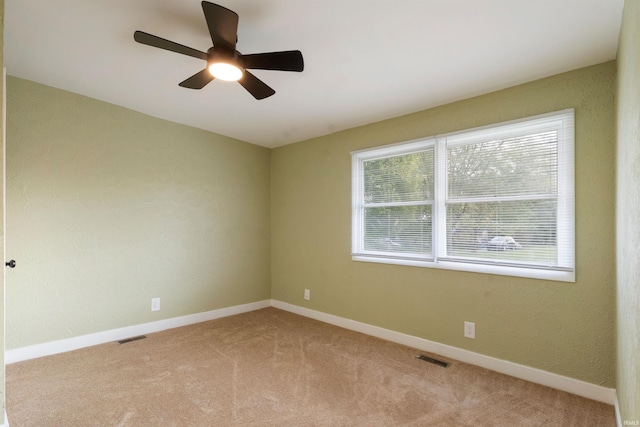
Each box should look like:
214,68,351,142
207,47,243,70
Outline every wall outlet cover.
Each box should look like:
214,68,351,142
464,321,475,339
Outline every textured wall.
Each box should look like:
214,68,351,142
6,76,271,348
616,0,640,422
271,62,616,387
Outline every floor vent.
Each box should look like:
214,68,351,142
416,354,450,368
116,335,147,344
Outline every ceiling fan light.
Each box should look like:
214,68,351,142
208,62,243,81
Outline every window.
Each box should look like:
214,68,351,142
352,110,575,282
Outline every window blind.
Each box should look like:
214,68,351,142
352,109,575,281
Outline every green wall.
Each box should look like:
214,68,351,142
5,76,271,348
616,0,640,421
271,62,617,387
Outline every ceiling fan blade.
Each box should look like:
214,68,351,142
134,31,207,60
242,51,304,72
238,71,275,100
202,1,238,52
179,69,214,89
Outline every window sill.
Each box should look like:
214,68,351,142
351,255,575,282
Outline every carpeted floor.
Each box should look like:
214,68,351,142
6,308,615,426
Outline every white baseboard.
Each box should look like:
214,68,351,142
4,300,271,365
3,410,8,427
4,298,616,407
271,299,616,405
614,390,622,427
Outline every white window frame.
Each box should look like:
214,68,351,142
351,109,575,282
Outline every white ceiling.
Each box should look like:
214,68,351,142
5,0,624,148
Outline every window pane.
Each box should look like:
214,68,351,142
353,110,573,280
448,131,558,199
364,205,432,255
364,150,434,203
446,200,557,265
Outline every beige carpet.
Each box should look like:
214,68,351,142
6,308,615,426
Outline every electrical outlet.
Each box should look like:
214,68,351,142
304,289,310,301
464,321,475,339
151,297,160,312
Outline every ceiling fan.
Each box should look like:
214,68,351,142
134,1,304,100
